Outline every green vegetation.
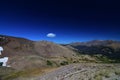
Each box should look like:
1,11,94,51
94,74,102,80
93,54,114,63
0,68,45,80
0,67,15,80
60,61,68,65
94,69,111,80
46,60,53,66
115,69,120,76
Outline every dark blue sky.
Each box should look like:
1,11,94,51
0,0,120,43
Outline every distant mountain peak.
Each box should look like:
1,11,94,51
69,40,120,46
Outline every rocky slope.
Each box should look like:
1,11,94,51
13,63,120,80
0,35,77,70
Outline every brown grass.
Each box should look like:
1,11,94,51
2,67,58,80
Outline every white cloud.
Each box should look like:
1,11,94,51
47,33,56,38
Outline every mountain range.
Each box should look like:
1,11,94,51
0,34,120,70
0,34,120,80
64,40,120,62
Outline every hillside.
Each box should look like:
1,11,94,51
15,63,120,80
1,35,120,70
0,35,77,70
0,35,120,80
64,40,120,62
